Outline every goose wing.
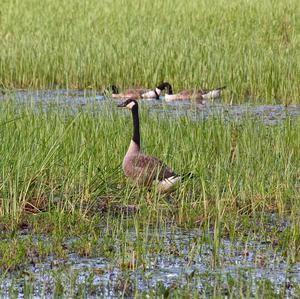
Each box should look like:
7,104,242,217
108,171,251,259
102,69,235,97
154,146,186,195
125,88,148,95
179,89,193,96
133,153,176,181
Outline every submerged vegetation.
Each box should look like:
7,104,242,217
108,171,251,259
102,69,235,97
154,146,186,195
0,97,299,296
0,0,300,102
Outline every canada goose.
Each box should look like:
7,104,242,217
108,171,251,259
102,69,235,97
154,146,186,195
143,82,226,102
106,85,152,100
165,84,226,102
117,98,182,192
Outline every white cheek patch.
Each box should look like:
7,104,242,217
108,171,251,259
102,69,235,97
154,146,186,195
126,101,136,109
155,88,161,96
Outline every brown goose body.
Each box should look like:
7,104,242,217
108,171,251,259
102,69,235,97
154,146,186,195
165,87,226,102
118,99,180,192
165,89,205,101
108,85,150,100
112,88,148,100
123,141,176,187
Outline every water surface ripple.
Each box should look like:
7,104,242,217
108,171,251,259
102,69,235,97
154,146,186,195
1,89,299,124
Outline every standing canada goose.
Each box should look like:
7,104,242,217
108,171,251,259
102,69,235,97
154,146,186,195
143,82,226,102
117,98,182,192
106,85,153,100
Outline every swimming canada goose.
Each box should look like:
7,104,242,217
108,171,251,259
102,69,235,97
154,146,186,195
165,84,226,102
143,82,226,102
106,85,152,100
117,98,182,192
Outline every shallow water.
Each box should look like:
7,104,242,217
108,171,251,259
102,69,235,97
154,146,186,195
1,89,300,124
1,222,299,298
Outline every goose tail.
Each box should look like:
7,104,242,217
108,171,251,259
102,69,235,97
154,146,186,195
216,86,226,90
202,86,226,100
156,175,181,193
156,172,194,193
180,172,195,180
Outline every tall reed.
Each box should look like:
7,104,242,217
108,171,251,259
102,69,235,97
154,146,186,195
0,0,300,102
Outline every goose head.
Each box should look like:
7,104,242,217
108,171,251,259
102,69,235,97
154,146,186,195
104,85,119,95
110,85,119,94
117,98,138,110
157,82,173,95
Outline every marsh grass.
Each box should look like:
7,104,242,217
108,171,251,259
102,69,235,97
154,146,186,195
0,0,300,102
0,99,298,229
0,99,299,296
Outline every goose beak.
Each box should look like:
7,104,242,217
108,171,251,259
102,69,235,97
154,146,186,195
117,101,127,107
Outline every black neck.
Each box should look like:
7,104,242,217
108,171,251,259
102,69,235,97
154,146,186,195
131,105,140,147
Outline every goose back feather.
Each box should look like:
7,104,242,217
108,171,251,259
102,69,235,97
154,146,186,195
108,85,149,99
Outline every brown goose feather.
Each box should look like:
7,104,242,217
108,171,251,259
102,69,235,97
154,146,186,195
123,152,176,187
112,88,149,100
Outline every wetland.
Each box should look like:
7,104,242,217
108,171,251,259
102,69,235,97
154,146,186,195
1,0,300,297
0,91,299,297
